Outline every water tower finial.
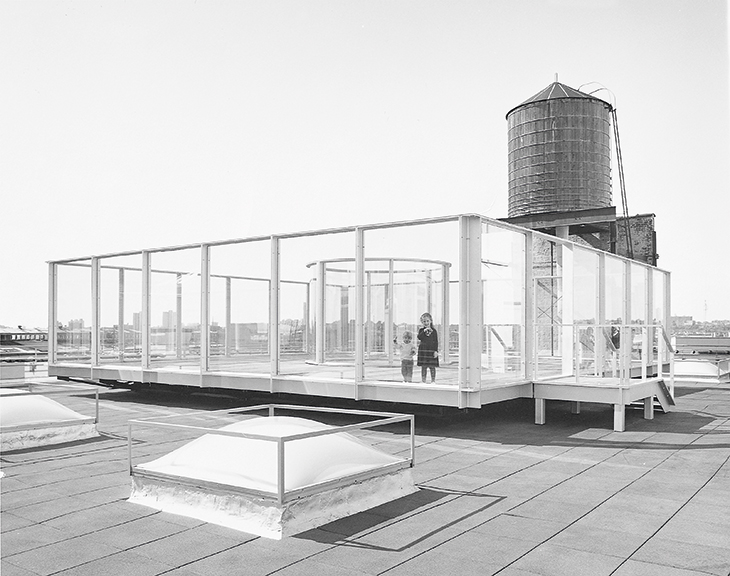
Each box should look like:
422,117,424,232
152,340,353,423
555,73,559,82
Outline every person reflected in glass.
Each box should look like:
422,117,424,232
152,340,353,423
393,330,416,382
417,312,439,383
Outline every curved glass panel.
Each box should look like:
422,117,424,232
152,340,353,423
362,221,458,385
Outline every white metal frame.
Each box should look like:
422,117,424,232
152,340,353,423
127,404,415,506
48,213,672,421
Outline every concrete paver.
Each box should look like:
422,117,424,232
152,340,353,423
1,379,730,575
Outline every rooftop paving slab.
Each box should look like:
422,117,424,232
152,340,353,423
1,379,729,575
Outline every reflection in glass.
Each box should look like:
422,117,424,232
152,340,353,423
149,248,201,369
279,232,355,378
532,235,563,379
56,261,92,364
99,254,142,365
209,240,271,374
482,223,525,384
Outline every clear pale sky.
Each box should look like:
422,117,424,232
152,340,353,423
1,0,729,328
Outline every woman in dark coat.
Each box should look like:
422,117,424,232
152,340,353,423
417,312,439,383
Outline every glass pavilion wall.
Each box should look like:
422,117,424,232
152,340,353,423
48,214,672,407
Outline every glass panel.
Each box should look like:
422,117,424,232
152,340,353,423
630,263,648,363
482,223,525,384
652,270,669,367
652,270,666,326
572,247,599,378
56,261,91,364
533,235,563,379
209,240,271,374
99,254,142,365
149,248,201,370
573,247,598,323
363,221,458,385
280,231,355,378
605,255,624,325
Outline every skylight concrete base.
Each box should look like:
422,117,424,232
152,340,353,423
129,468,417,539
2,421,98,452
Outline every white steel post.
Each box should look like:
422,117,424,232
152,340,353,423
644,268,652,380
597,253,606,377
315,261,325,364
442,263,450,365
277,438,285,505
355,228,365,389
387,260,394,365
666,272,674,395
201,245,210,376
141,251,151,370
118,269,125,362
458,215,482,406
270,237,280,377
622,261,631,385
48,263,57,366
366,272,372,358
524,231,534,381
91,257,100,367
176,273,183,359
225,277,232,357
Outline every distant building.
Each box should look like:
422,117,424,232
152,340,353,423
0,325,48,343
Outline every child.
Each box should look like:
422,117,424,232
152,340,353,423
417,312,439,383
394,331,417,382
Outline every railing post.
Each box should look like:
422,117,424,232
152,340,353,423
355,227,365,391
225,277,232,357
141,251,151,371
91,257,100,367
201,244,210,377
458,215,482,406
270,236,280,379
524,231,534,381
127,422,133,475
277,438,285,505
118,268,125,362
48,263,58,366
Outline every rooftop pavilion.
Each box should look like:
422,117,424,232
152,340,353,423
47,214,674,431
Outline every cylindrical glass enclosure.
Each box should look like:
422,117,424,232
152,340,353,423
305,258,450,382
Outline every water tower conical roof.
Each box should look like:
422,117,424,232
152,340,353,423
506,81,612,118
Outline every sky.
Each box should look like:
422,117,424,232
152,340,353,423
1,0,729,329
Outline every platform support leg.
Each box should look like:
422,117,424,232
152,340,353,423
643,396,654,420
571,401,581,414
613,404,625,432
535,398,546,425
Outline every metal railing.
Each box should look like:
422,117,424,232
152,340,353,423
534,323,674,390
